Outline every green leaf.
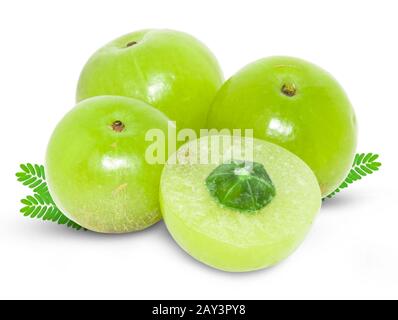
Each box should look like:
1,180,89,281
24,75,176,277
23,176,37,186
40,166,46,180
51,209,62,222
355,153,365,166
16,163,47,193
21,206,34,215
30,206,41,218
362,153,372,163
27,163,36,175
34,193,45,205
43,206,54,221
354,167,366,176
18,194,83,230
26,195,38,205
348,170,361,181
58,215,69,225
21,198,32,206
25,207,35,216
326,153,382,200
16,163,84,231
20,164,30,174
360,165,372,174
339,181,348,189
33,182,48,194
369,154,379,162
35,164,43,178
37,207,47,219
367,162,381,171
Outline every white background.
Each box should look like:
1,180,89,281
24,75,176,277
0,0,397,300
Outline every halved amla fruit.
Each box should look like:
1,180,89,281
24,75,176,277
160,135,321,272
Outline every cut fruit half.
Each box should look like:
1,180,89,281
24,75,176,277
160,135,321,272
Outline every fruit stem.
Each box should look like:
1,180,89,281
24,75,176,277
111,121,125,132
125,41,138,48
281,83,297,97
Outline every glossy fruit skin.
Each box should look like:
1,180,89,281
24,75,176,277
207,56,357,197
76,29,224,133
160,136,321,272
46,96,170,233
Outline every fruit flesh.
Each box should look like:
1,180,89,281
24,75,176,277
160,136,321,272
76,29,224,133
207,56,357,197
46,96,171,233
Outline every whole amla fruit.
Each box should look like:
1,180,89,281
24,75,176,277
207,56,357,197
